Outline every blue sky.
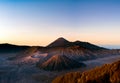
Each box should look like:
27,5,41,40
0,0,120,48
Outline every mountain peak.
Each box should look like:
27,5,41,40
57,37,67,41
47,37,70,47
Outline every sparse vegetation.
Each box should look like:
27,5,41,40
52,60,120,83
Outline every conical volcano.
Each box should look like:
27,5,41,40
47,37,70,47
37,55,85,71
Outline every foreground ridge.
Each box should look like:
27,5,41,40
52,60,120,83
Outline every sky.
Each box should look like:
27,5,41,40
0,0,120,48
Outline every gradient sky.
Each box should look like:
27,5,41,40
0,0,120,48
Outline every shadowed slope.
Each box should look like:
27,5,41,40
45,46,98,61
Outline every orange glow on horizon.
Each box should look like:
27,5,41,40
1,36,120,46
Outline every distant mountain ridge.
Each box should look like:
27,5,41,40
47,37,106,51
0,43,30,53
0,37,106,53
0,37,113,51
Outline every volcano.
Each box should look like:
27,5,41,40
37,55,85,71
47,37,105,51
47,37,70,47
11,37,112,65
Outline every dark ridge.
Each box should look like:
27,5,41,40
0,43,30,53
73,41,107,51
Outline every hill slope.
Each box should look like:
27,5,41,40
52,60,120,83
